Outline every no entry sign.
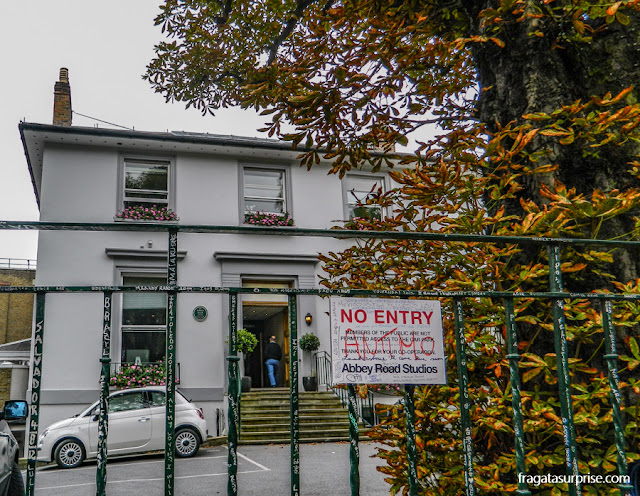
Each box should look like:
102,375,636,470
330,297,446,385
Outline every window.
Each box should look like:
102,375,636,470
344,175,385,220
108,392,146,413
121,275,167,363
123,158,170,210
148,391,166,407
243,168,286,214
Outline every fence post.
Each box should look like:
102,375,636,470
453,297,476,496
164,228,178,496
289,294,300,496
347,384,360,496
547,245,580,495
404,384,419,496
504,297,531,496
602,300,634,496
96,291,113,496
227,292,240,496
26,292,46,496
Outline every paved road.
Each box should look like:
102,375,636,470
29,442,392,495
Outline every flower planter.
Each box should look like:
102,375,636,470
114,205,179,222
302,376,318,391
244,211,294,227
241,376,252,393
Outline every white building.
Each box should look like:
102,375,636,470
19,69,395,432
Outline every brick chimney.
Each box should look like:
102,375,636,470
53,68,72,126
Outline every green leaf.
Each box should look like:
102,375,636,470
630,337,640,360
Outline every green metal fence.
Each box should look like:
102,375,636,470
0,220,636,495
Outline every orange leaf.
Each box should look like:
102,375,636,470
607,2,621,16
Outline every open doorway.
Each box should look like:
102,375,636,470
243,304,288,388
241,279,292,389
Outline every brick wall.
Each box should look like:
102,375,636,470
0,269,35,343
0,269,35,404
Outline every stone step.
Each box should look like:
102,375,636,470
238,436,352,445
239,389,364,445
240,393,341,401
239,427,352,440
240,400,342,410
241,414,350,424
241,392,342,398
241,420,350,432
238,430,372,445
242,407,347,416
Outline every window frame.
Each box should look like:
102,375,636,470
240,164,292,218
118,271,168,364
342,173,387,221
118,155,176,212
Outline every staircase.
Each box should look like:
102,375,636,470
238,388,367,444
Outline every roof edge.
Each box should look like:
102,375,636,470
18,122,303,153
19,122,41,208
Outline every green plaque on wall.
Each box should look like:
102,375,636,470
193,306,208,322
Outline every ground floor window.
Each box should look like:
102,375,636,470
121,275,166,363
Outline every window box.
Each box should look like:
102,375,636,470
343,216,386,231
109,362,181,390
114,205,179,222
244,211,294,227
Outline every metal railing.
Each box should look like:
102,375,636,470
315,351,378,427
0,220,636,496
0,258,36,270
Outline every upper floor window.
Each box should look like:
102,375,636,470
243,167,286,214
123,158,170,210
343,175,385,220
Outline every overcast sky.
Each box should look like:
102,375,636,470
1,1,434,263
1,1,270,261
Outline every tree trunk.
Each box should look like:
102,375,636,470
466,4,640,287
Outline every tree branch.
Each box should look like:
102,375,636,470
267,0,326,65
215,0,235,24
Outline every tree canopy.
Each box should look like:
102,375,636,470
146,1,640,494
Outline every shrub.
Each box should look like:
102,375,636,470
236,328,258,354
299,333,320,352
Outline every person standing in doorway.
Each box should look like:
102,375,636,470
265,335,282,387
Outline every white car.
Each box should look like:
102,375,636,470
37,387,208,468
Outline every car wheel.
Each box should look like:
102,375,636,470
54,438,85,468
175,428,200,457
7,463,24,496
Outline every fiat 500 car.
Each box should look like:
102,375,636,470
37,387,207,468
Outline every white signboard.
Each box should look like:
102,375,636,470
330,297,446,385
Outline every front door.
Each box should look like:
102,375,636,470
242,303,288,388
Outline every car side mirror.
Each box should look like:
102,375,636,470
2,400,28,421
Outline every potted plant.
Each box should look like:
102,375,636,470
236,328,258,392
299,333,320,391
